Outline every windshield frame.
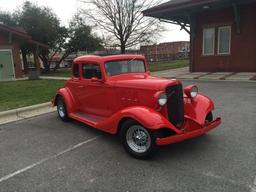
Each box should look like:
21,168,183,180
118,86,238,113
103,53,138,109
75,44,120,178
104,59,147,77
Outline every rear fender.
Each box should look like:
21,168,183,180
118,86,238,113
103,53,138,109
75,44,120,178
53,88,77,114
97,106,181,134
184,94,215,125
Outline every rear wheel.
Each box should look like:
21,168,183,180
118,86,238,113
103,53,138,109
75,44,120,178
120,119,157,159
57,96,69,121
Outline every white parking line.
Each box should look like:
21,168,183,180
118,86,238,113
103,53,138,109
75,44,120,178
251,176,256,192
0,136,100,183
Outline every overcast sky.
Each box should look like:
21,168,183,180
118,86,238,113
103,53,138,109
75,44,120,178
0,0,189,43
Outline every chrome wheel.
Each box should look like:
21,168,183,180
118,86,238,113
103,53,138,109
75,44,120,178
126,125,151,153
121,119,157,159
56,97,69,121
57,99,65,118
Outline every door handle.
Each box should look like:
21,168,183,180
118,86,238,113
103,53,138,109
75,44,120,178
78,85,84,88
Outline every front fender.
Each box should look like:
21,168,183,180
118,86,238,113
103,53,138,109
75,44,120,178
97,106,181,134
184,94,215,125
53,88,77,114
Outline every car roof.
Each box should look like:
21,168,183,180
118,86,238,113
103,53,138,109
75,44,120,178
73,54,146,63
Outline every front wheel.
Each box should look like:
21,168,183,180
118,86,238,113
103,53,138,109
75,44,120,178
57,96,69,121
120,119,157,159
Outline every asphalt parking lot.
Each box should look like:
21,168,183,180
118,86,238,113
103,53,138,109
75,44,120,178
0,80,255,192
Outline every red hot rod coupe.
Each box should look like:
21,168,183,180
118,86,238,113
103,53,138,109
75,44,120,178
53,55,221,158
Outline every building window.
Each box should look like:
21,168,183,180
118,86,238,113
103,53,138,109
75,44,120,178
218,26,231,55
203,28,215,55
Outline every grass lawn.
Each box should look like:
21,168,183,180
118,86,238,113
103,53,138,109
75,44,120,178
41,59,189,77
149,59,189,72
0,79,65,112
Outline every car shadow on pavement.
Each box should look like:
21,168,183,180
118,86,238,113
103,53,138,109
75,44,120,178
153,134,217,160
68,118,219,161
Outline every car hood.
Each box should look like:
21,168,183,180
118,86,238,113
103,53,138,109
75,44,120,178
109,74,180,90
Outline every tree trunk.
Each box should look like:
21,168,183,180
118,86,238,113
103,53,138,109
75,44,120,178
120,42,126,54
53,53,68,72
40,54,50,73
53,50,72,72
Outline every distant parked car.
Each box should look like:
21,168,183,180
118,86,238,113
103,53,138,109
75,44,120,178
53,55,221,159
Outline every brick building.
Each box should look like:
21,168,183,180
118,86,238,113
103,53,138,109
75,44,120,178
0,23,48,81
140,41,190,62
143,0,256,72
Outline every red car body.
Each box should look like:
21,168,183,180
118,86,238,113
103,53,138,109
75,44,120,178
53,55,221,157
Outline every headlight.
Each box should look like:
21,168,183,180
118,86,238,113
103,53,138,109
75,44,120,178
158,93,167,106
185,85,198,98
190,86,198,97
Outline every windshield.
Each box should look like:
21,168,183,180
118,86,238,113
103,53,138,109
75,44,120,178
105,59,146,76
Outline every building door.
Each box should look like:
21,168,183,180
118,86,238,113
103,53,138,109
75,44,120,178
0,50,15,81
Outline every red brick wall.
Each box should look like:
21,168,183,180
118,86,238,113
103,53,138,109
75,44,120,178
193,4,256,72
140,41,190,62
0,31,24,78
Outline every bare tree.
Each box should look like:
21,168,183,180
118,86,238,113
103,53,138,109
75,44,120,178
80,0,164,54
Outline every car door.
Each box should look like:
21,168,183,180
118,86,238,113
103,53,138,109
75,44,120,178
67,63,85,111
79,63,112,117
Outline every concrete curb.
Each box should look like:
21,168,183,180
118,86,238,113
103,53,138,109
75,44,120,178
162,77,256,83
0,102,56,125
40,76,70,80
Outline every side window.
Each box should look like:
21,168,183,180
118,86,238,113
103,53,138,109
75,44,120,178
73,64,80,78
82,64,102,79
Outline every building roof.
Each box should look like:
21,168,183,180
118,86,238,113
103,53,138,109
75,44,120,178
0,23,49,48
143,0,207,13
143,0,221,15
143,0,255,24
0,23,31,39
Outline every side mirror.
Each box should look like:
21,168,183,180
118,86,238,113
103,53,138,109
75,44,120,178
91,77,103,83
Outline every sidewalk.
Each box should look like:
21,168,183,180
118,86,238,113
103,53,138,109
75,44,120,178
40,69,256,82
152,67,256,82
6,66,254,82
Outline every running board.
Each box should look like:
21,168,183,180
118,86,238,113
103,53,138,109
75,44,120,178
69,112,107,127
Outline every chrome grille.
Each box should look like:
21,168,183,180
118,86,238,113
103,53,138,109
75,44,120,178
166,84,184,128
